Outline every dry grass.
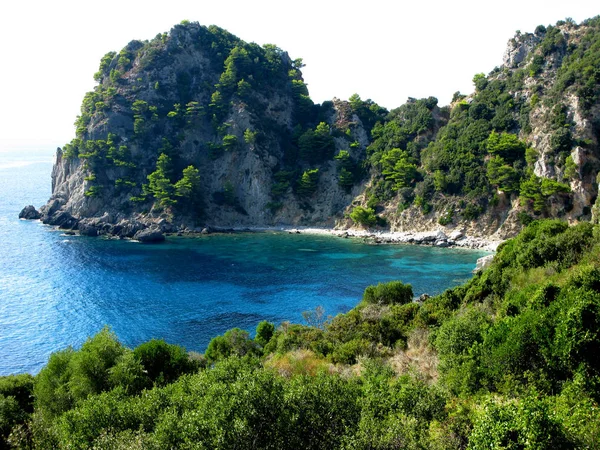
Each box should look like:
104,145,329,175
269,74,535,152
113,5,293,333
388,328,439,382
265,349,333,377
360,304,390,321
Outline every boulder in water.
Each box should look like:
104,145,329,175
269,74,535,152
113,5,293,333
19,205,41,220
133,228,165,243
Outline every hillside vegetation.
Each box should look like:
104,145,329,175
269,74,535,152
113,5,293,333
1,219,599,448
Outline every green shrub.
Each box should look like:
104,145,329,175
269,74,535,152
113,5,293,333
330,339,371,365
205,328,259,363
133,339,197,386
255,321,275,348
349,206,377,227
363,281,413,306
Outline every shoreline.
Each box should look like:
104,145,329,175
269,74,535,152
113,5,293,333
32,215,502,252
195,225,503,252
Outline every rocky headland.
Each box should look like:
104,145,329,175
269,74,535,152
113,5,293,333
22,18,600,249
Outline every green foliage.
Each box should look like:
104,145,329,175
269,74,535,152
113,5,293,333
487,155,521,193
243,128,258,144
564,154,578,180
174,165,200,199
554,19,600,112
84,185,103,198
473,72,488,91
296,168,319,197
146,153,176,208
298,122,335,164
255,321,275,348
438,207,454,225
363,280,413,306
34,327,125,418
520,174,570,213
525,146,538,166
349,206,377,227
0,374,34,446
205,328,259,363
348,93,388,134
469,396,570,449
380,148,418,190
486,131,527,162
222,134,238,150
133,339,197,386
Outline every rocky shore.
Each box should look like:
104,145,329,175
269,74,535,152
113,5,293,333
20,204,502,251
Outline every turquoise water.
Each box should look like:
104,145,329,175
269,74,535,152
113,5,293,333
0,148,489,375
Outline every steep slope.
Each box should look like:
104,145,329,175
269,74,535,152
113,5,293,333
32,17,600,240
346,16,600,239
39,22,374,237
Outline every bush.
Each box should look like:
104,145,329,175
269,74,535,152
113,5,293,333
205,328,259,363
363,281,413,306
469,396,571,449
255,321,275,348
133,339,197,386
350,206,377,227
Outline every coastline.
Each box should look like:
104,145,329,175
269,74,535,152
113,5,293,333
199,225,503,252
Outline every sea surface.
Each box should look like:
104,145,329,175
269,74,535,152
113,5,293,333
0,147,489,375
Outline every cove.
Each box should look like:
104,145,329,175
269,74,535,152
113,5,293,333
0,150,488,375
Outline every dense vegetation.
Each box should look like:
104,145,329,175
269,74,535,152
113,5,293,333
346,16,600,227
2,219,599,448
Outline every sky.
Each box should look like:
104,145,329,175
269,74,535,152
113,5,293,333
0,0,598,150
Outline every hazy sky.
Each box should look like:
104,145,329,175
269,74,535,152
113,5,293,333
0,0,598,149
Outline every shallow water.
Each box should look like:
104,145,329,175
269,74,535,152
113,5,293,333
0,148,488,375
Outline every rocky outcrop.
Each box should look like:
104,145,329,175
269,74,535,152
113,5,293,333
19,205,41,220
503,32,540,68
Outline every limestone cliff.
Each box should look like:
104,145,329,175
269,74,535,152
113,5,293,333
33,17,600,240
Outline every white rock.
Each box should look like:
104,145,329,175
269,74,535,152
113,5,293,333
474,255,495,272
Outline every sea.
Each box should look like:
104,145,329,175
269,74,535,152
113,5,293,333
0,147,489,375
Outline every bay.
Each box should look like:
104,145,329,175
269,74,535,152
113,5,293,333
0,147,489,375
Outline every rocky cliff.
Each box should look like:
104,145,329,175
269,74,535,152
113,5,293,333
29,17,600,240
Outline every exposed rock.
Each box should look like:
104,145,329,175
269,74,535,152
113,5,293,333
474,255,495,273
201,227,211,235
449,230,464,241
502,33,539,68
133,228,165,243
43,210,78,229
78,221,99,237
19,205,41,220
435,240,449,247
417,293,430,303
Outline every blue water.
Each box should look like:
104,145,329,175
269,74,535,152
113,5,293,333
0,147,489,375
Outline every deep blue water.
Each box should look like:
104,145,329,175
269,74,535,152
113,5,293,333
0,148,489,375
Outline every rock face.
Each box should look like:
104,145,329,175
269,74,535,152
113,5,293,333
19,205,41,220
35,22,365,237
503,32,540,68
28,19,600,242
